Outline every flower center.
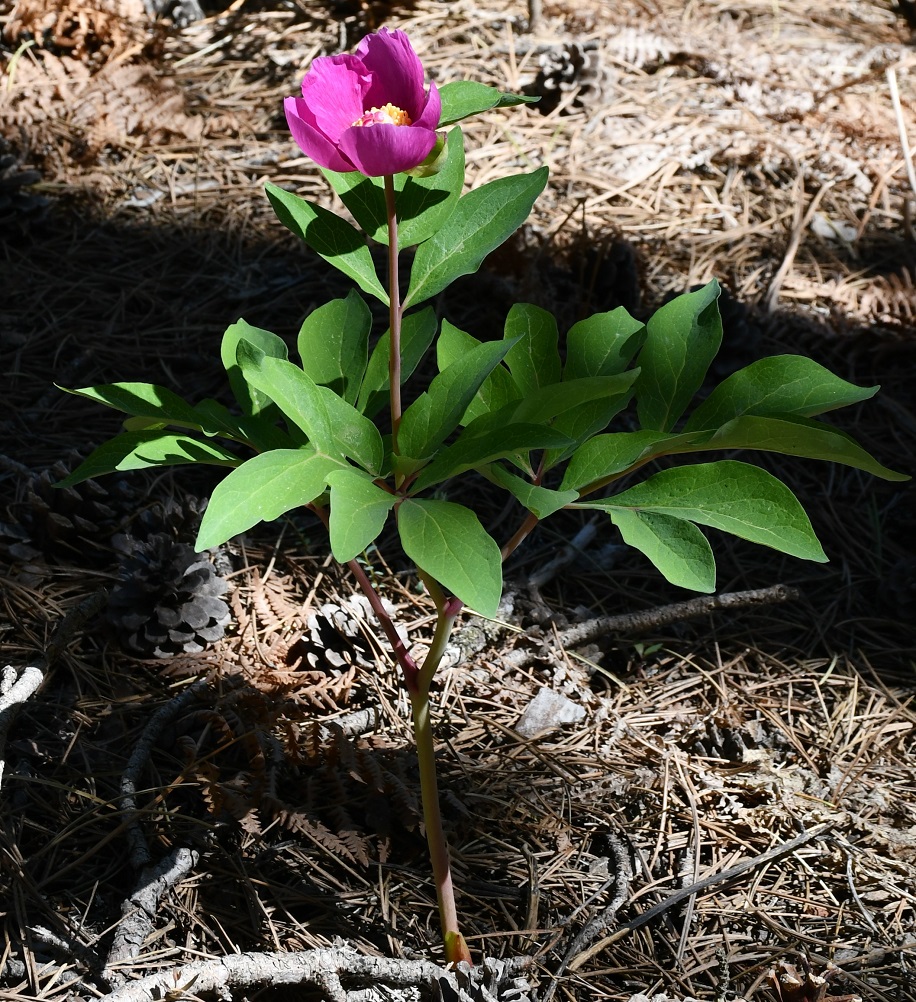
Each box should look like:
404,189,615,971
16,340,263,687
352,103,413,128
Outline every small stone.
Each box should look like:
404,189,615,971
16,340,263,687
515,687,586,738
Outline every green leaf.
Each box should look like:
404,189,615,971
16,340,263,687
358,307,438,418
564,307,646,380
561,430,708,492
541,380,643,471
196,448,345,550
61,382,222,435
411,422,573,492
297,290,371,405
512,372,639,426
685,355,880,431
576,460,828,563
192,398,295,452
397,498,502,615
436,321,520,425
322,128,465,248
486,465,578,519
399,338,517,462
325,468,397,562
265,182,389,303
636,280,723,432
236,343,384,474
703,414,909,481
404,167,549,307
221,319,289,417
503,304,562,392
610,510,716,592
437,80,539,128
56,432,240,488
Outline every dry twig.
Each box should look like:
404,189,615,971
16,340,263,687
104,678,210,986
98,948,531,1002
567,822,835,971
502,583,799,670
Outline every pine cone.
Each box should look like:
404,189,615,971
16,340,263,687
3,456,135,567
107,498,231,658
525,42,605,115
286,596,401,671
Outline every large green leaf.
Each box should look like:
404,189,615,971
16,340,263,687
436,321,520,425
325,468,397,562
564,307,646,380
321,128,465,248
397,498,502,615
236,343,383,475
410,422,573,492
561,430,709,492
610,509,716,593
196,448,345,550
636,280,723,432
703,414,909,481
485,465,578,519
437,80,539,128
404,167,549,307
398,338,517,462
577,460,827,562
357,308,438,419
220,319,289,417
685,355,879,431
264,182,389,303
57,432,240,488
503,304,561,392
297,290,371,405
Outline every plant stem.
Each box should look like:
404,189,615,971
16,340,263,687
384,174,403,456
501,511,539,562
410,591,471,965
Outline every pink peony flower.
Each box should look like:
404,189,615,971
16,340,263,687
285,28,441,177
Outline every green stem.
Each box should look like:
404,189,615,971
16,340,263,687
384,174,403,457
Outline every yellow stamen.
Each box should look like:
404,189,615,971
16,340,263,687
352,103,413,127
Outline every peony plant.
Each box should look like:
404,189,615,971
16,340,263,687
58,28,907,966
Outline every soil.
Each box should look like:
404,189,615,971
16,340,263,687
2,1,916,1000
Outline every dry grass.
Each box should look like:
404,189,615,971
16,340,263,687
2,1,916,999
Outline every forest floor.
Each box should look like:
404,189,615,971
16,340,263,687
2,1,916,1000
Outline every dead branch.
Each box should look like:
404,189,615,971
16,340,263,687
105,679,211,985
120,678,209,870
540,834,632,1002
98,948,531,1002
104,847,200,988
566,822,834,972
0,589,107,789
502,584,800,671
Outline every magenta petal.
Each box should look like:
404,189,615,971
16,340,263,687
299,54,370,139
357,28,426,119
338,124,438,177
412,79,441,131
285,97,356,172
